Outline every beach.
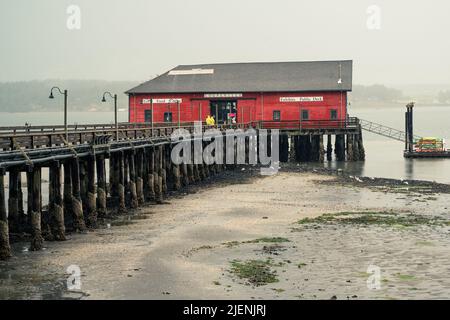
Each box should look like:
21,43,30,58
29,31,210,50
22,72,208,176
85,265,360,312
1,165,449,300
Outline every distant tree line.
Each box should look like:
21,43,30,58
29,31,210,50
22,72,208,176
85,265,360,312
350,84,404,103
0,80,138,112
438,90,450,104
1,81,445,112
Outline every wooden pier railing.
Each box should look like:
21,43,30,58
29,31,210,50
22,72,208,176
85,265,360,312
0,118,360,152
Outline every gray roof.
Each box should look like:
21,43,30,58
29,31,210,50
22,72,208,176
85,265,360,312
126,60,352,94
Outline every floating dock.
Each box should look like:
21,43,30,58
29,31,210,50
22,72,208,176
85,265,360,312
402,102,450,158
404,150,450,158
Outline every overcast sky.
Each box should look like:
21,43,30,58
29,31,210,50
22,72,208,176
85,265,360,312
1,0,449,85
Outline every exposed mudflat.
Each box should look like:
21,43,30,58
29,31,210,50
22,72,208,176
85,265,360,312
1,165,450,300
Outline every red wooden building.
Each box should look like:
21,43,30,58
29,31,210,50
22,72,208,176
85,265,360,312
125,60,352,128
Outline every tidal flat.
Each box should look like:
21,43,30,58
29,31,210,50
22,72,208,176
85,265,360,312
1,165,449,300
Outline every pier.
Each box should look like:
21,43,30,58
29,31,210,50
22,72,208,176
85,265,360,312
0,119,364,260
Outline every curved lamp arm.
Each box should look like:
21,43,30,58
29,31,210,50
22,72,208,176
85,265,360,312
102,91,115,102
49,86,65,99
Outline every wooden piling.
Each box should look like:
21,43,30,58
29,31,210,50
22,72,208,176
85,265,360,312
142,149,149,201
154,146,163,203
352,134,360,161
161,145,168,193
326,135,333,161
318,135,325,162
42,168,53,241
96,155,107,217
193,164,200,182
71,158,86,231
136,150,145,204
289,136,296,161
0,170,12,260
17,173,25,230
128,151,138,209
296,135,312,162
63,162,73,229
172,144,181,191
124,152,129,198
357,128,366,161
8,169,20,233
49,162,65,240
181,163,189,186
346,134,354,161
306,135,313,161
109,155,117,198
117,152,126,212
335,134,346,161
293,136,299,161
86,156,97,227
29,167,44,251
279,134,289,163
191,141,200,182
147,148,156,201
311,136,319,161
79,160,88,215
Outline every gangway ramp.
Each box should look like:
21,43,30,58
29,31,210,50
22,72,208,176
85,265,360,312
359,118,421,142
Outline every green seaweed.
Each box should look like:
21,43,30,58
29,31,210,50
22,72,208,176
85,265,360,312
395,273,416,281
297,211,449,228
229,259,279,286
243,237,290,244
223,237,290,248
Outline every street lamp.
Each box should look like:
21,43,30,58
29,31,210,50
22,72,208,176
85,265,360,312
101,92,118,141
49,87,68,142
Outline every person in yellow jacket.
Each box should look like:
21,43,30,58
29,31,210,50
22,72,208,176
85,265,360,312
206,115,215,126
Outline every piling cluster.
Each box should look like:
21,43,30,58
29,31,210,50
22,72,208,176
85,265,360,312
0,133,244,260
279,131,365,163
0,127,365,260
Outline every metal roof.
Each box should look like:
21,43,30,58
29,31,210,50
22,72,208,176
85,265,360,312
126,60,352,94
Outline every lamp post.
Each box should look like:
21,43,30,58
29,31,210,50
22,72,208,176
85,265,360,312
49,87,68,143
101,92,118,141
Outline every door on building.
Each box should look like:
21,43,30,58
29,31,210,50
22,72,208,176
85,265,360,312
144,110,152,123
238,99,256,125
210,100,237,124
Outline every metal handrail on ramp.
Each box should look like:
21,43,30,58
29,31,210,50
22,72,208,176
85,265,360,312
359,118,422,142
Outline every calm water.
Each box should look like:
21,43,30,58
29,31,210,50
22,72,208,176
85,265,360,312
327,105,450,183
0,107,450,183
0,111,129,126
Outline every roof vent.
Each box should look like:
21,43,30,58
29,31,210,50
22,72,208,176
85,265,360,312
168,68,214,76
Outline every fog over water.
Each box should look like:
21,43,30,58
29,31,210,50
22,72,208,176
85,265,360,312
1,0,450,85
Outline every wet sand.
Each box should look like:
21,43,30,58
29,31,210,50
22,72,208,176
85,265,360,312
1,166,450,300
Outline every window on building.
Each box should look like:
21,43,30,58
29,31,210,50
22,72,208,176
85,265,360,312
144,110,152,123
301,110,309,120
273,110,281,121
164,112,172,123
330,109,338,120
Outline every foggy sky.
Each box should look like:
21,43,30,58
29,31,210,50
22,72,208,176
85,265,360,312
1,0,449,85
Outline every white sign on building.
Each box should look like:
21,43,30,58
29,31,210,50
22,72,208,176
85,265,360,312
204,93,243,98
142,98,182,104
280,96,324,102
